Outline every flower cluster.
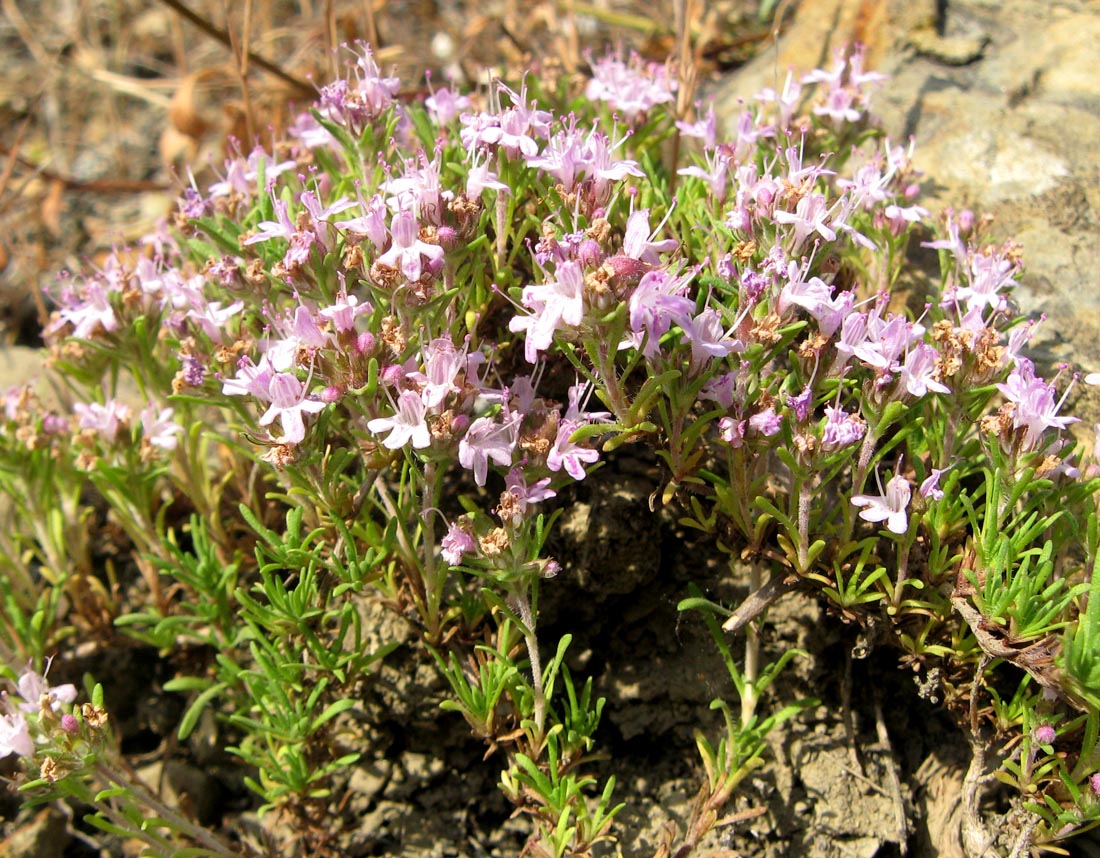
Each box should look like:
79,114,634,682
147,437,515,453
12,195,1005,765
0,665,77,760
6,37,1100,858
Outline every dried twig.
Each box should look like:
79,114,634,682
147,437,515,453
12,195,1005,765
227,0,257,144
960,656,997,858
1,0,51,65
873,693,910,854
840,649,862,772
0,147,169,194
155,0,315,95
721,571,799,633
0,113,34,204
83,68,175,108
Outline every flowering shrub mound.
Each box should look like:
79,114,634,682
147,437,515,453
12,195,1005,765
3,41,1100,857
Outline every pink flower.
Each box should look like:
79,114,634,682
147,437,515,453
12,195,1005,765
208,146,295,200
622,269,695,358
461,79,551,158
17,666,77,714
222,354,276,400
257,373,327,445
425,86,471,124
821,404,865,449
778,261,834,318
787,386,814,422
244,192,297,245
774,192,836,254
676,106,717,147
919,469,946,501
318,289,373,334
583,129,644,203
74,400,131,443
996,359,1079,452
381,152,453,224
441,519,477,565
718,416,746,447
503,469,556,520
622,209,678,265
317,42,400,131
465,151,510,198
368,390,432,451
678,148,731,202
756,70,802,129
700,373,737,410
459,415,517,485
900,343,950,398
334,188,389,249
547,421,599,480
52,278,118,339
510,260,586,363
851,471,912,535
678,308,741,371
748,407,782,437
186,298,244,345
410,338,466,409
585,51,676,124
376,210,445,281
265,305,332,372
140,404,182,451
0,710,33,758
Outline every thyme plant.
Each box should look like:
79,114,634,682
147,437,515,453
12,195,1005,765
2,41,1100,857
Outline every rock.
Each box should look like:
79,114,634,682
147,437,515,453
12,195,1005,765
135,759,220,825
0,806,69,858
716,0,1100,385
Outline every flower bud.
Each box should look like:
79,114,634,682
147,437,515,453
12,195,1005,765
381,364,405,386
576,239,603,268
437,225,459,250
356,331,376,355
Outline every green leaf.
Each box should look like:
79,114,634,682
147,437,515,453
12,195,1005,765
174,681,230,741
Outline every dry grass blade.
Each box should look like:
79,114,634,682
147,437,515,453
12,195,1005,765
1,0,51,65
0,147,169,194
0,113,33,206
155,0,315,95
81,68,175,109
227,0,258,145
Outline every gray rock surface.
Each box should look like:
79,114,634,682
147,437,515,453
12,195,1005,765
717,0,1100,381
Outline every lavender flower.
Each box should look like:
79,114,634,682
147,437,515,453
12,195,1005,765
510,260,586,363
258,373,327,446
996,359,1078,452
547,421,599,480
820,404,865,449
0,709,32,758
75,400,131,443
368,390,432,451
919,468,946,501
459,415,518,485
585,51,676,124
376,210,445,282
441,519,477,565
140,404,183,451
17,666,77,714
851,471,912,535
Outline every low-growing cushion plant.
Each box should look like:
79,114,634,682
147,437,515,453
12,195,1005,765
2,39,1100,857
